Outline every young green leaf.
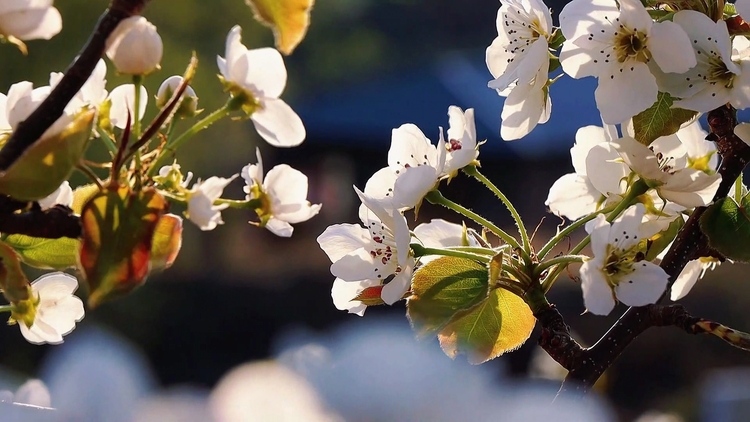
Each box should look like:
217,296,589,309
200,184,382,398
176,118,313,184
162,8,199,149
632,92,697,146
437,287,535,364
407,257,489,338
0,108,95,201
3,184,101,270
701,195,750,262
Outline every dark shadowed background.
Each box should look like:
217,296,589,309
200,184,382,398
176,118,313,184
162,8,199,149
1,1,750,421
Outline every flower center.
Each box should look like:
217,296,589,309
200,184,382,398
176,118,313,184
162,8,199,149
614,28,649,63
707,57,735,88
448,138,463,151
650,148,676,174
603,245,643,287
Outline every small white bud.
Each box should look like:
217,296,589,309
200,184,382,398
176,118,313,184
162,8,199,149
106,16,163,75
156,75,199,117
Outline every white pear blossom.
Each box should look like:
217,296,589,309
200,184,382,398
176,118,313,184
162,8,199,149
38,181,73,210
242,148,321,237
612,136,721,208
486,0,553,139
545,124,629,219
0,0,62,41
559,0,696,123
217,25,305,147
50,59,108,112
443,106,479,175
17,272,85,345
413,219,483,263
187,175,237,231
670,256,720,301
317,189,413,305
5,82,62,136
579,204,668,315
364,123,446,211
106,16,163,75
654,11,750,112
107,84,148,130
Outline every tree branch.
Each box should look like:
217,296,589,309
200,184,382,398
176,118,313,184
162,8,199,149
0,196,81,238
0,0,150,171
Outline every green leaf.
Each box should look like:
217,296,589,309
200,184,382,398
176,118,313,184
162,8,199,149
407,257,489,338
150,214,183,271
245,0,314,54
0,108,95,201
632,92,697,146
79,185,167,307
437,287,535,364
701,195,750,262
3,184,101,270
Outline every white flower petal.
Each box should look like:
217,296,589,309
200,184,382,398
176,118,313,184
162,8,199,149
670,259,702,301
251,98,305,147
580,261,616,315
614,261,668,306
648,20,696,73
545,173,600,220
595,63,658,123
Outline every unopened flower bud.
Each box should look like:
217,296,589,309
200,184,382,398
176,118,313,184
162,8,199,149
106,16,163,75
156,75,199,118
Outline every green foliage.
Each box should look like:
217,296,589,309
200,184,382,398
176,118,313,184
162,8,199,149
407,257,489,338
701,194,750,262
438,285,535,364
0,109,94,201
407,256,535,364
3,184,100,270
632,92,697,146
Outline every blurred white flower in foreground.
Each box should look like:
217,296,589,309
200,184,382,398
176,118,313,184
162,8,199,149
210,361,340,422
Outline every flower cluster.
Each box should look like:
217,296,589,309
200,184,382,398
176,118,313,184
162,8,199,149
318,106,480,313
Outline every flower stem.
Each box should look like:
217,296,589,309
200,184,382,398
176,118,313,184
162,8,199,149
0,305,13,313
734,174,743,202
534,255,588,277
424,190,527,259
411,243,491,263
132,75,143,189
214,198,262,210
537,204,617,260
147,102,233,178
463,165,532,257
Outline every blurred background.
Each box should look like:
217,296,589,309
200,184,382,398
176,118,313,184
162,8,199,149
1,0,750,420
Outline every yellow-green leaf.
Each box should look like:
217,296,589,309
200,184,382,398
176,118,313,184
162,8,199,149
246,0,314,55
150,213,183,271
438,287,535,364
2,184,103,270
0,108,95,201
407,257,489,338
79,185,167,307
632,92,697,146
